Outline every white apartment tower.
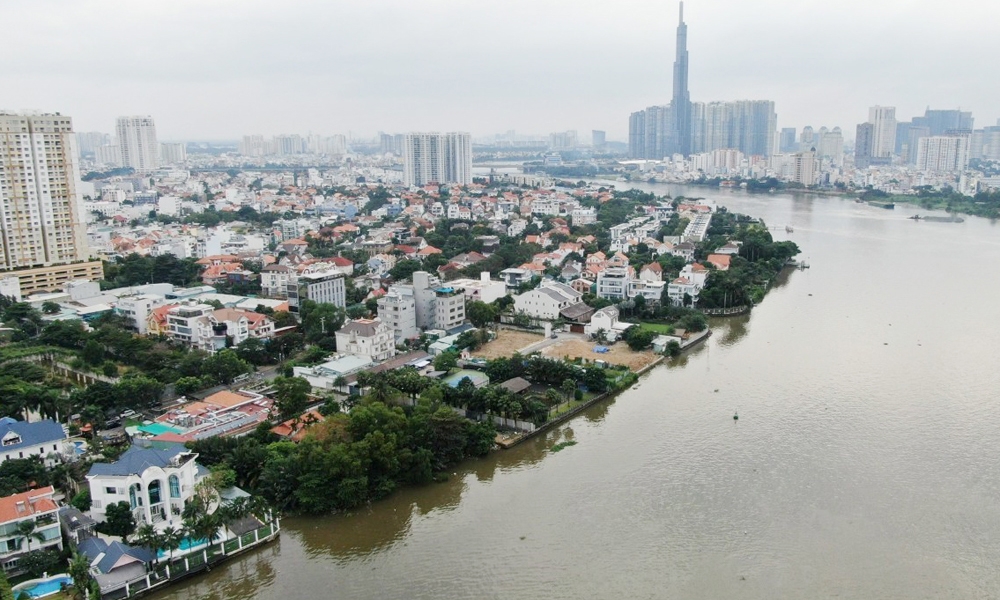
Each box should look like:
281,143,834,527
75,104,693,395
403,132,472,187
116,115,159,172
915,135,970,173
0,112,90,269
868,106,897,160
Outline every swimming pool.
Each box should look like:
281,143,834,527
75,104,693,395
157,536,208,558
12,574,73,598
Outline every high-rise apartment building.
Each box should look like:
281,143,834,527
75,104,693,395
855,122,875,168
592,130,606,150
915,135,970,173
913,109,974,136
549,131,578,149
239,135,267,157
868,106,896,160
0,112,99,291
815,127,844,165
403,133,472,187
116,116,159,172
779,128,797,153
76,132,109,156
159,142,186,164
792,151,819,186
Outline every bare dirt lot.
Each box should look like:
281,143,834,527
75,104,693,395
472,330,545,359
540,339,660,371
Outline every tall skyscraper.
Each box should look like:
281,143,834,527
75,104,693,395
913,109,974,136
591,130,606,150
116,116,159,172
403,133,472,187
855,122,875,168
868,106,896,160
779,128,797,153
0,112,91,271
669,2,691,156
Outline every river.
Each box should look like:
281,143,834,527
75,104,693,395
151,185,1000,599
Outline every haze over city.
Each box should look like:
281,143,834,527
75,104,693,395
4,0,998,140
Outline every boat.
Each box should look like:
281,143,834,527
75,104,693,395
785,225,794,233
868,200,895,209
733,411,739,421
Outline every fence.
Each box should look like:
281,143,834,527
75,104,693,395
99,519,280,600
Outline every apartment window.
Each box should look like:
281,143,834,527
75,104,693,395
105,487,117,495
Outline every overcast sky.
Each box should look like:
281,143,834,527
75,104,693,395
3,0,998,142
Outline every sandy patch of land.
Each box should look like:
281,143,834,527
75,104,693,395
540,339,659,371
472,329,545,359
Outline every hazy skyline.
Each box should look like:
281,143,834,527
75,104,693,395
4,0,998,141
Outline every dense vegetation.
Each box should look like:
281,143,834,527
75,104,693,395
188,398,495,514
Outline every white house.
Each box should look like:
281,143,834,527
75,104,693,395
513,280,583,321
87,443,206,532
335,318,397,363
260,264,292,298
0,487,62,575
667,263,709,307
0,418,68,468
584,307,635,342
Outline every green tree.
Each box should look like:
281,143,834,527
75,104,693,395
116,374,165,408
465,301,499,328
40,301,60,315
0,569,14,600
235,337,270,365
272,376,311,420
201,349,253,384
272,310,297,328
16,548,61,579
67,553,93,600
70,489,92,512
174,376,205,396
97,501,136,539
561,378,576,401
80,340,104,365
433,351,458,373
299,300,344,345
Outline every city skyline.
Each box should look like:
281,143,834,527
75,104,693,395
3,0,998,141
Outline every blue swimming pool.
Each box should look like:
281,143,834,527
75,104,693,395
157,536,208,558
12,574,72,598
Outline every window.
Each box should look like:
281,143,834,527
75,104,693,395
169,475,180,499
105,487,117,495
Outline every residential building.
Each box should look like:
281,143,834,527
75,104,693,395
448,272,507,304
260,264,293,298
159,142,186,164
87,443,206,532
0,418,68,467
596,266,632,300
377,287,418,343
915,135,970,173
0,487,62,575
513,280,584,321
792,151,819,186
115,293,167,335
868,106,897,160
335,318,396,363
287,269,346,313
403,133,472,186
667,263,709,306
584,307,634,342
0,112,93,283
116,116,159,172
165,302,216,348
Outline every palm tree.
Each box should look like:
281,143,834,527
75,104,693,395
159,526,184,564
131,523,162,563
16,520,45,554
67,552,93,600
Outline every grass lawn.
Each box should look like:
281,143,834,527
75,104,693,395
639,321,674,334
